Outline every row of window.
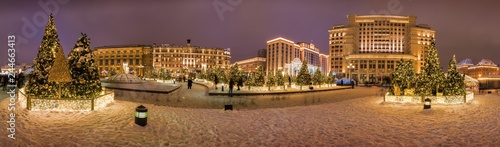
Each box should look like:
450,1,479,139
99,59,141,66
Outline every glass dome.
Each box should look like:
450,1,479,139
106,74,143,83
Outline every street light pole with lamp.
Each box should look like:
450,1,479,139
347,63,355,80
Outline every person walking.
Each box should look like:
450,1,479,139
214,75,219,90
228,79,234,97
237,77,243,91
351,80,355,89
187,78,193,89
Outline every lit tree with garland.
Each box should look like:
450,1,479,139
245,72,255,90
390,59,415,95
276,69,285,90
48,44,72,98
254,65,265,87
26,14,60,98
416,38,445,96
229,63,240,82
325,72,335,87
312,67,324,88
266,73,276,91
67,33,102,98
166,70,172,80
216,66,228,84
444,55,466,96
297,60,311,90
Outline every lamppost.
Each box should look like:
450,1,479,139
347,63,355,80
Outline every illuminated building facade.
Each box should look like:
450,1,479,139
153,40,231,78
457,58,500,79
329,14,435,83
233,57,266,73
266,37,329,76
94,45,153,77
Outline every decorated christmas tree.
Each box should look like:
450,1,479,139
229,63,240,82
26,14,60,98
254,65,265,87
276,69,285,89
390,59,415,95
297,60,311,90
416,38,445,96
312,67,324,88
216,66,228,84
266,73,276,91
245,72,255,90
444,55,466,96
48,44,72,98
67,33,102,98
166,70,172,80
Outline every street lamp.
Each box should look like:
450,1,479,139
347,63,355,80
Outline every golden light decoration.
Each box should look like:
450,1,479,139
18,88,115,111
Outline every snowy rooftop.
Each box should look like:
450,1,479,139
477,59,498,67
457,58,473,67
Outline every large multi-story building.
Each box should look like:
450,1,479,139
153,39,231,78
94,40,231,78
266,37,329,76
94,45,153,77
329,14,435,83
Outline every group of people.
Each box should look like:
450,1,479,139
0,73,26,91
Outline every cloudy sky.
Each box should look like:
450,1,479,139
1,0,499,68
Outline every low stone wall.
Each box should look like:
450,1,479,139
384,92,474,104
18,89,115,111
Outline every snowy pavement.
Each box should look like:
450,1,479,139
1,90,499,146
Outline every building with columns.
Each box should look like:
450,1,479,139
266,37,329,76
329,14,435,84
152,39,231,78
94,40,231,79
94,45,153,77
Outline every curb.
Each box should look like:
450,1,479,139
102,84,182,94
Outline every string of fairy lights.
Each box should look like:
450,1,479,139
18,88,114,111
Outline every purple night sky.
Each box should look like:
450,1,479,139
1,0,499,68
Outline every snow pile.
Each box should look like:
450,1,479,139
1,93,499,146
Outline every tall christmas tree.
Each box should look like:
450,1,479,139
297,60,311,90
26,14,60,97
390,59,415,95
312,67,324,88
216,66,228,84
444,55,466,96
229,63,240,82
67,33,102,98
416,38,445,96
276,69,285,89
254,65,265,87
266,73,276,91
48,44,72,98
245,72,255,90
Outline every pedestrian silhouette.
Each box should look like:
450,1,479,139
187,79,193,89
229,79,234,97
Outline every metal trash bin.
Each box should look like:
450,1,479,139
135,105,148,126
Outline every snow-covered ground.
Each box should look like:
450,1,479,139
1,92,500,146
